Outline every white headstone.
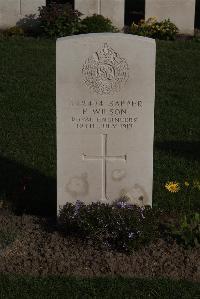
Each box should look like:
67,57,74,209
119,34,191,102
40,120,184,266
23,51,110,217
145,0,196,35
75,0,125,29
57,33,156,214
0,0,46,29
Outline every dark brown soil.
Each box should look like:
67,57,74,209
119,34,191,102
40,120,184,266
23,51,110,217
0,212,199,282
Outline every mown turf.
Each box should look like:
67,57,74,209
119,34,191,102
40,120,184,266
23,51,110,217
0,37,200,215
0,37,55,177
0,37,56,215
154,40,200,210
0,274,199,299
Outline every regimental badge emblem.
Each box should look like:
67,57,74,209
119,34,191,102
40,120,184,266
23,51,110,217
82,43,129,95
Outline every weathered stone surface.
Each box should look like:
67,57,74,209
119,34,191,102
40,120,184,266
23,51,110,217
20,0,45,16
0,0,46,29
57,33,156,213
75,0,125,29
145,0,196,35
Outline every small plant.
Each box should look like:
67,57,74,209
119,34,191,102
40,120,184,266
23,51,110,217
164,179,200,193
4,26,24,37
164,212,200,248
80,14,118,33
130,17,178,40
38,3,83,37
58,201,160,253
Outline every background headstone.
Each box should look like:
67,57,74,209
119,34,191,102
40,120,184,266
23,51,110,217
75,0,125,29
145,0,196,35
57,33,156,213
0,0,46,29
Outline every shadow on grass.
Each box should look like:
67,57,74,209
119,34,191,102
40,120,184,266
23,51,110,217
155,140,200,161
0,156,56,217
0,141,199,218
0,274,199,298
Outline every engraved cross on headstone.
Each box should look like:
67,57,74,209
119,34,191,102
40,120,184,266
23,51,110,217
82,134,127,201
97,0,102,14
19,0,22,15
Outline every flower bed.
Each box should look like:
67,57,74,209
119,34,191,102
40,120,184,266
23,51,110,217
0,212,199,281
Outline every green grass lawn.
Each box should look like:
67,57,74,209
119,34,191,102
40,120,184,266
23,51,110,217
0,36,200,298
0,274,199,299
0,37,199,215
0,38,56,215
155,40,200,210
0,38,55,177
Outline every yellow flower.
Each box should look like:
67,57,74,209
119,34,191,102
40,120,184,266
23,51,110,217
150,16,157,22
193,180,200,191
184,181,189,187
146,17,157,25
165,181,180,193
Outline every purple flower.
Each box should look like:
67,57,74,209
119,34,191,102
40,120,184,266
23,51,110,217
140,206,145,219
128,232,135,239
116,201,127,208
74,200,83,215
126,203,134,209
